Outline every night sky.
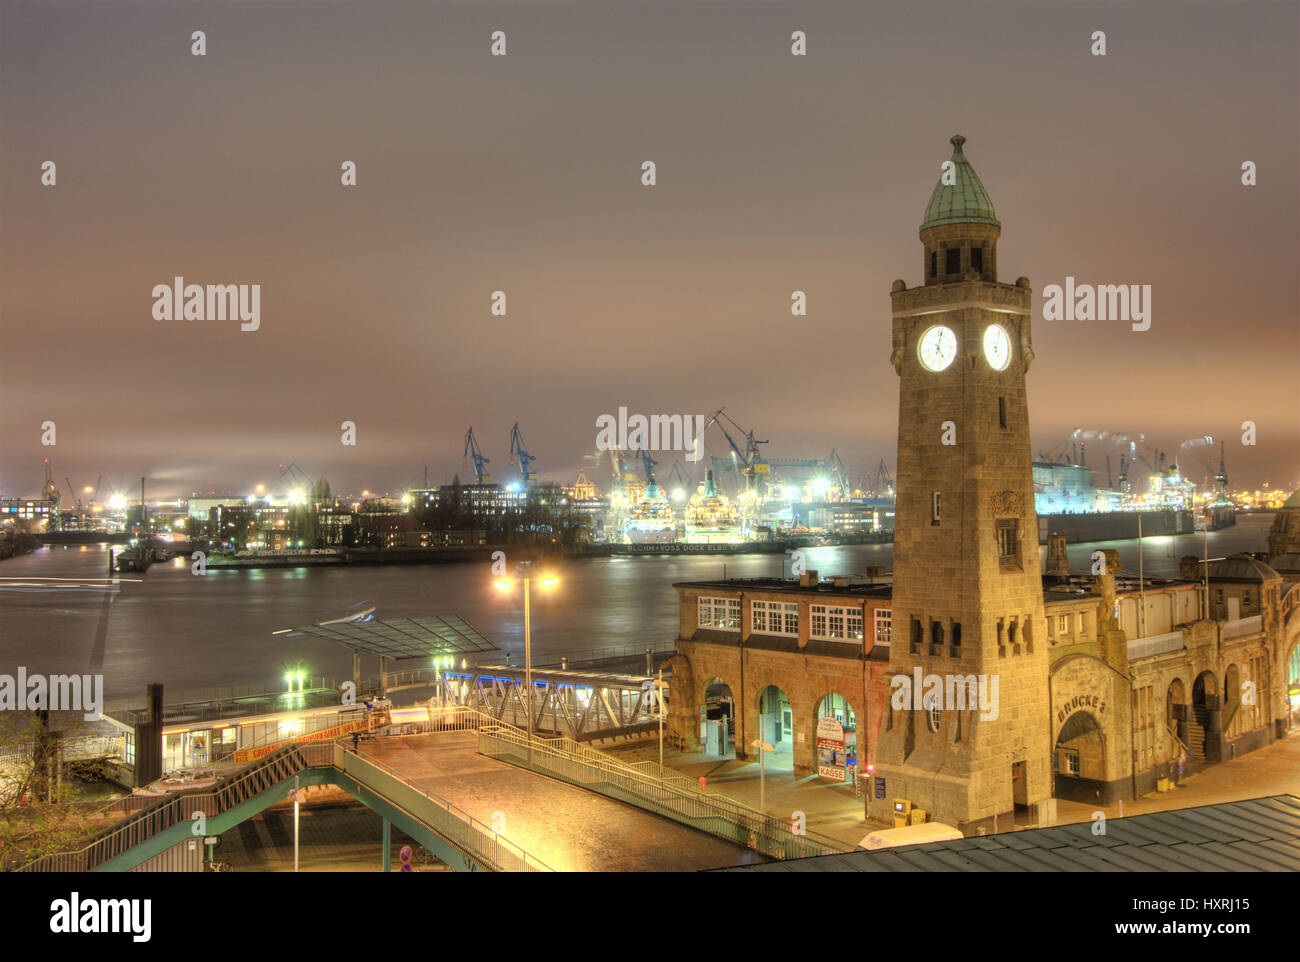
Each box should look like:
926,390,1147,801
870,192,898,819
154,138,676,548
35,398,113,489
2,0,1296,498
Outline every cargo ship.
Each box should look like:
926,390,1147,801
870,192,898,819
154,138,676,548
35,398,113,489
622,479,677,544
683,470,741,544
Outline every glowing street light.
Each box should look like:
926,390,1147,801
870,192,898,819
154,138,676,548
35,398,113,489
494,563,559,763
751,739,774,813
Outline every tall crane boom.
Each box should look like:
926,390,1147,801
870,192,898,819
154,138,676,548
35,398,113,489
508,423,537,483
463,428,492,484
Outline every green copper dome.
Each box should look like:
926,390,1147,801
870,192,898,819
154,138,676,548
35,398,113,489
920,135,1001,231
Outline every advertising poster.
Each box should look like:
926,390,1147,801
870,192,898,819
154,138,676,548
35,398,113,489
816,715,846,780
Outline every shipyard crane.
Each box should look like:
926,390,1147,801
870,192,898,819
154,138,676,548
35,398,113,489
278,462,312,494
704,408,770,490
1178,436,1216,482
664,460,694,498
871,459,895,498
42,458,60,504
65,477,83,515
508,422,537,483
828,449,851,499
635,447,659,483
463,428,492,484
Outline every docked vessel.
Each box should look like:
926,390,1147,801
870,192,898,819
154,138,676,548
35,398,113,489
622,479,676,544
684,470,741,544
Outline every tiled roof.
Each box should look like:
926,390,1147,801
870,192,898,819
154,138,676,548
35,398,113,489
921,134,1001,231
717,794,1300,872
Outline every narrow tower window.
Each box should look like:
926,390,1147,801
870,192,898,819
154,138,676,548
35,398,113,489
945,248,960,274
970,247,983,272
996,518,1020,568
931,491,941,525
998,397,1007,429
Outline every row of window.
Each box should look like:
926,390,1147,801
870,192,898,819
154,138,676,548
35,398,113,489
908,614,1033,652
697,596,892,645
928,245,986,278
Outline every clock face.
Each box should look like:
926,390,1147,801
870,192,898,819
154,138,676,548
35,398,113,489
918,325,957,372
983,324,1011,370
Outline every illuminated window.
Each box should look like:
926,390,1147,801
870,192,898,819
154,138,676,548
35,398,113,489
751,600,798,636
698,597,740,630
811,605,862,641
874,609,892,645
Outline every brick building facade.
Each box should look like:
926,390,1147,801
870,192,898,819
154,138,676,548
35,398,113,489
662,135,1297,834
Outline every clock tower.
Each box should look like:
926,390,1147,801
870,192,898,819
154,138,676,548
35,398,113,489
869,135,1054,832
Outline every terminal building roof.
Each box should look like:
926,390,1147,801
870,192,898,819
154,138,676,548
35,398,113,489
717,794,1300,873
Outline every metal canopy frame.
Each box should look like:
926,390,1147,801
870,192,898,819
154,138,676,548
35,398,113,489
289,616,499,661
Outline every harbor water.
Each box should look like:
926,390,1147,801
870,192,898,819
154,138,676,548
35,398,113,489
0,513,1276,702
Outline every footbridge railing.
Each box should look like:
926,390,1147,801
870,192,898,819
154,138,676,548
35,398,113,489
474,719,851,861
17,736,552,873
334,743,551,872
16,744,308,872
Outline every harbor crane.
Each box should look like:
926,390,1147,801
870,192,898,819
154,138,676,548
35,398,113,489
871,459,895,498
663,460,694,497
42,458,60,504
635,447,659,483
508,422,537,483
705,408,769,493
463,428,492,484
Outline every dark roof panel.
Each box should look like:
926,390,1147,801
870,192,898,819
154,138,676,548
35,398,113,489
715,795,1300,872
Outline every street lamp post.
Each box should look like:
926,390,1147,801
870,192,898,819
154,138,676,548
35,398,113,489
523,573,532,760
651,670,668,767
495,564,558,768
751,739,774,814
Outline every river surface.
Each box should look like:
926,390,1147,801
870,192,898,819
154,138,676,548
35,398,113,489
0,514,1275,701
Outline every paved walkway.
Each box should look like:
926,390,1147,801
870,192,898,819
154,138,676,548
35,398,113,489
631,729,1300,848
361,732,766,871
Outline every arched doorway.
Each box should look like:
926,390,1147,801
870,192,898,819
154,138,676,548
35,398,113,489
1191,671,1216,761
700,678,735,757
814,693,857,783
756,684,794,771
1053,710,1106,804
1287,640,1300,726
1166,678,1188,763
1222,664,1242,737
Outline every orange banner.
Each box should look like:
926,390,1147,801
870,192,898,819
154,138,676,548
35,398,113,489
233,718,371,763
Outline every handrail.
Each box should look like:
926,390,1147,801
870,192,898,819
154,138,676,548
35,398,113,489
102,677,341,717
17,729,550,873
1165,723,1191,755
341,745,551,872
474,721,849,860
15,744,306,873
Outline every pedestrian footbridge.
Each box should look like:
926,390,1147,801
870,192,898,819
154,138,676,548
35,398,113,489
21,709,849,872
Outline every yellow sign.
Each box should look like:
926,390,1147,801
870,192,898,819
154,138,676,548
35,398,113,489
232,718,369,763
